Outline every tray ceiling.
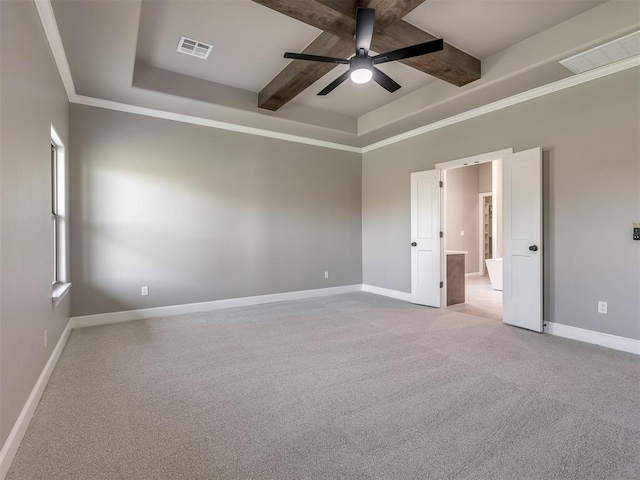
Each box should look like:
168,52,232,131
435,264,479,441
48,0,636,147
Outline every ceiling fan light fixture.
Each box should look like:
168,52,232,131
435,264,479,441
350,54,374,84
350,67,373,84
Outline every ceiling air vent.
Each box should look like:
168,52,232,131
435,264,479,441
560,30,639,74
177,36,212,60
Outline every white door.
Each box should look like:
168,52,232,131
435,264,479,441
411,170,442,307
503,148,543,331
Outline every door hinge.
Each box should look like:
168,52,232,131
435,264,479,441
440,231,443,238
440,281,444,288
439,181,443,188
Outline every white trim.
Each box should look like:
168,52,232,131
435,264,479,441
70,285,363,328
50,125,68,285
70,95,362,153
34,0,640,156
34,0,75,100
362,284,411,302
49,125,64,150
545,322,640,356
439,169,446,308
465,272,482,277
436,149,513,170
0,321,72,479
361,56,640,153
51,282,71,308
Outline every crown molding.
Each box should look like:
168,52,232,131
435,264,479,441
34,0,75,100
70,95,362,153
361,54,640,153
35,0,640,155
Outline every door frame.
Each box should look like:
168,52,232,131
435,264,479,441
435,149,513,308
478,192,493,275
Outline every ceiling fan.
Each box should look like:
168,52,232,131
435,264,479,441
283,7,444,96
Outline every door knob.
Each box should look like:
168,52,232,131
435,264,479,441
529,245,539,252
411,242,417,247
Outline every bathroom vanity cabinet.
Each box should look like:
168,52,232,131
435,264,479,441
446,252,466,306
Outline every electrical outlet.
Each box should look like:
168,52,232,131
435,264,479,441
141,286,149,296
44,330,47,347
324,271,329,279
597,301,607,314
460,230,465,236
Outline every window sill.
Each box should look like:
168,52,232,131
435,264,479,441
52,282,71,308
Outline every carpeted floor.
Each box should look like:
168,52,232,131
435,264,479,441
7,293,640,479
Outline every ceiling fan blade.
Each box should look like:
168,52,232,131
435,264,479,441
284,52,350,64
354,7,375,55
318,70,351,96
372,38,444,65
372,67,401,93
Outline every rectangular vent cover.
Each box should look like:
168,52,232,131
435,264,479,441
177,36,212,60
560,30,639,74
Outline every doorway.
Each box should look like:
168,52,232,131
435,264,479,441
410,147,544,332
441,159,503,321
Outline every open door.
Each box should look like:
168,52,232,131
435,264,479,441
411,170,442,307
503,148,543,331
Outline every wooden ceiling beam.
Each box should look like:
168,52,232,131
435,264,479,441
258,32,354,111
253,0,481,111
252,0,357,40
316,0,426,31
374,22,481,86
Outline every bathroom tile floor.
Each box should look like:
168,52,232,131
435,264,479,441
448,275,503,321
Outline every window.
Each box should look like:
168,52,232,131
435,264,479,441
51,126,70,305
51,143,59,284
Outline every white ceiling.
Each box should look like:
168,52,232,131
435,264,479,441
136,0,322,93
404,0,605,59
50,0,637,146
135,0,605,116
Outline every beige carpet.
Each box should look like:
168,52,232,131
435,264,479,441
7,293,640,479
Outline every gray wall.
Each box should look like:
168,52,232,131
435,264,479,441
69,105,362,317
445,165,480,274
363,67,640,340
479,162,492,193
0,1,70,446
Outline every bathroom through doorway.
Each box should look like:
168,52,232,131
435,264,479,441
441,156,503,321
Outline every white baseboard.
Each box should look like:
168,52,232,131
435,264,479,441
0,321,72,479
465,272,482,277
70,285,363,328
362,284,411,302
545,322,640,355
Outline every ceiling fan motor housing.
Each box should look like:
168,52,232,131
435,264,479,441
351,55,373,71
